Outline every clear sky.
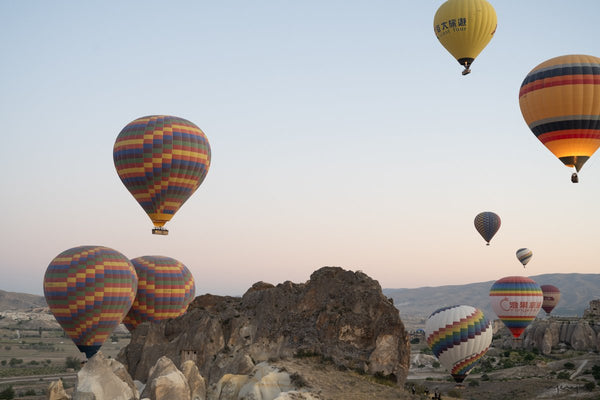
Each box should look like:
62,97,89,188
1,1,599,297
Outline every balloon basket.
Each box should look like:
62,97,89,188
461,68,471,76
152,227,169,235
571,173,579,183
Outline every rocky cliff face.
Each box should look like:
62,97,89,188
118,267,410,386
502,319,600,354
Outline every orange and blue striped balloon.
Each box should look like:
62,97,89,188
489,276,542,338
113,115,211,234
123,256,195,331
43,246,138,358
425,305,492,383
519,54,600,175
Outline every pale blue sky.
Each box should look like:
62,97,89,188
1,1,599,296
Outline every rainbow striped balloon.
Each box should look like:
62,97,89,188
113,115,211,234
43,246,138,358
425,305,492,383
489,276,542,338
519,54,600,175
123,256,195,331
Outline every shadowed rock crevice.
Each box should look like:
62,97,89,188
118,267,410,386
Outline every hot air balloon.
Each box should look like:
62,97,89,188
489,276,542,339
425,305,492,384
433,0,497,75
540,284,561,315
43,246,138,358
474,211,501,245
113,115,211,235
516,248,532,268
123,256,195,331
519,54,600,183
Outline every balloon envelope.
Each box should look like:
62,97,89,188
489,276,542,338
519,54,600,174
516,248,533,267
433,0,497,74
43,246,138,358
540,284,561,315
123,256,195,331
474,211,501,245
113,115,211,233
425,305,492,383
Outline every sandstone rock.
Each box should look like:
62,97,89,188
571,321,597,350
181,360,206,400
508,319,600,354
141,356,190,400
237,362,294,400
119,267,410,386
73,352,138,400
214,374,250,400
48,379,71,400
273,392,320,400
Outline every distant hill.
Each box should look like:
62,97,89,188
383,273,600,321
0,289,46,311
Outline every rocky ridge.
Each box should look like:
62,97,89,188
508,318,600,354
118,267,411,387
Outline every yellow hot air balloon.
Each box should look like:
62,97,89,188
519,55,600,183
433,0,497,75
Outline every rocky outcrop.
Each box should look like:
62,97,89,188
512,319,600,354
74,352,138,400
48,379,71,400
118,267,410,386
214,362,293,400
141,356,191,400
182,360,207,400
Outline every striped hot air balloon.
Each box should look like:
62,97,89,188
43,246,138,358
474,211,501,245
123,256,195,331
433,0,497,75
519,54,600,182
540,284,561,315
516,248,533,268
113,115,211,235
425,305,492,384
489,276,543,338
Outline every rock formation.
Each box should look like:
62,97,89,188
48,378,71,400
118,267,410,386
74,351,138,400
182,360,207,400
506,319,600,354
140,356,191,400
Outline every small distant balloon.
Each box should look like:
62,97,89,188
540,284,561,315
425,305,492,384
113,115,211,235
489,276,542,339
474,211,501,245
516,248,533,268
434,0,497,75
123,256,195,331
43,246,138,358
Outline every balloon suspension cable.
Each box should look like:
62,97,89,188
152,227,169,236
